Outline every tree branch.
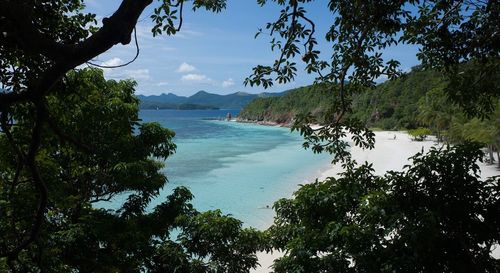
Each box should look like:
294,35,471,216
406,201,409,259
0,0,153,107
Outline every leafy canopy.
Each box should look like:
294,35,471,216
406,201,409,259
247,0,499,163
247,1,499,272
0,1,245,271
0,0,499,272
0,68,262,272
267,144,500,273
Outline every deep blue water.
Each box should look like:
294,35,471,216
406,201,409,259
123,110,332,228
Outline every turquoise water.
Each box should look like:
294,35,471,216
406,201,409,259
142,110,332,228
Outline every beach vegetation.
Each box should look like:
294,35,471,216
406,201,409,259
250,0,500,272
267,144,500,273
247,0,498,163
408,127,432,141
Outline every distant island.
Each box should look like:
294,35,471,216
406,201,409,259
140,101,220,110
138,90,287,110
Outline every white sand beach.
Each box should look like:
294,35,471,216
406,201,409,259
251,131,499,273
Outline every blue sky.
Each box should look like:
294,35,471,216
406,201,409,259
84,1,420,96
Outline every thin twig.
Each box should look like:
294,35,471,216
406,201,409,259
176,0,184,31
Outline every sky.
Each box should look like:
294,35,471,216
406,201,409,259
84,1,420,96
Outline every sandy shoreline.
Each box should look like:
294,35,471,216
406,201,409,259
251,130,499,273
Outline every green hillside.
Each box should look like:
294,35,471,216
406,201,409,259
238,83,339,124
239,67,499,163
239,68,445,129
186,91,256,109
351,68,445,129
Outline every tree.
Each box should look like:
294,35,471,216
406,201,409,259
0,1,265,271
246,0,499,272
267,144,499,273
408,127,432,141
463,118,497,163
417,88,456,142
246,0,499,162
444,105,500,165
0,68,262,272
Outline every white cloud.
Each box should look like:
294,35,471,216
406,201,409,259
124,69,151,80
222,78,235,88
156,81,169,86
181,73,211,82
176,62,196,73
101,57,124,67
99,59,151,81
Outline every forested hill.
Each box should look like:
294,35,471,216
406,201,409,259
238,68,445,129
138,90,287,109
351,68,445,129
238,83,341,124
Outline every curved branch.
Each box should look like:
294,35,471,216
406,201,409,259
298,14,315,51
0,0,153,107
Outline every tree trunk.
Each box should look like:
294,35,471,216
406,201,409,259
488,145,495,164
496,149,500,168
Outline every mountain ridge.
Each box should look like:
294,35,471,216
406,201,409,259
138,90,288,109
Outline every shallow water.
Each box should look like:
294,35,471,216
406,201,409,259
124,110,332,228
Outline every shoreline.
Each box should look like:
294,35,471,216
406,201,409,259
251,130,499,273
236,118,292,127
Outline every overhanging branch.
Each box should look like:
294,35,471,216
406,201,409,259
0,0,153,106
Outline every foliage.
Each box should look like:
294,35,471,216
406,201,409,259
416,86,500,164
246,3,500,264
267,144,500,273
246,0,499,164
241,66,500,161
240,68,446,129
0,0,97,94
0,0,240,269
417,88,457,141
151,0,227,36
0,69,261,272
353,68,446,130
239,83,339,124
408,127,432,141
248,0,499,114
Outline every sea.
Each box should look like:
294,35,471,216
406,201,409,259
126,110,333,229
